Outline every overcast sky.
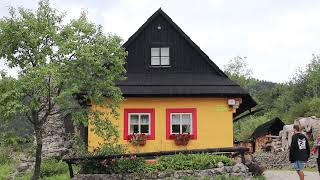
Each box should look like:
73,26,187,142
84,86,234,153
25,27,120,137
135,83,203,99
1,0,320,83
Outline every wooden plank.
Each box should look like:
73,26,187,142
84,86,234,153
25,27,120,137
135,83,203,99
266,135,280,138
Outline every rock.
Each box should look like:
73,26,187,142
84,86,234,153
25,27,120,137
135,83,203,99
17,162,33,172
72,164,252,180
232,165,241,173
157,171,171,178
234,157,242,164
217,162,224,168
223,166,233,173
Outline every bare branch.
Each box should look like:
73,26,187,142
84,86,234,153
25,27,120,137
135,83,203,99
68,53,75,61
27,49,36,67
25,112,35,125
48,107,82,116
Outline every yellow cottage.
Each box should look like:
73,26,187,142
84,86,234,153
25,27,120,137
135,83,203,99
88,9,256,153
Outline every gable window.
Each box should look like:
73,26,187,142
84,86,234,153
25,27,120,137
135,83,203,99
124,109,155,140
166,108,197,139
151,47,170,66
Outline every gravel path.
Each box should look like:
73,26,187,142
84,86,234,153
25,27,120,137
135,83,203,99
264,170,319,180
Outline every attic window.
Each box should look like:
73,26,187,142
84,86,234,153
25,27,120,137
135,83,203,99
151,47,170,66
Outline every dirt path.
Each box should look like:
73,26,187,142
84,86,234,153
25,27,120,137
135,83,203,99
264,170,319,180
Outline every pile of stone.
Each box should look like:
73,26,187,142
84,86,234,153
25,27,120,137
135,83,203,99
11,155,35,178
254,151,318,169
73,163,252,180
263,135,283,152
279,116,320,151
259,116,320,153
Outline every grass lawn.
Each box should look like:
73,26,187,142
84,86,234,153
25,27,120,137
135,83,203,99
0,144,75,180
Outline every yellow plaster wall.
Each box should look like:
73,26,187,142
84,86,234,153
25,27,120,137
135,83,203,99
88,97,234,153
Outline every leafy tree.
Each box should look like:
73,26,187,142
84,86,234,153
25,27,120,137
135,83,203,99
223,56,253,88
0,1,126,179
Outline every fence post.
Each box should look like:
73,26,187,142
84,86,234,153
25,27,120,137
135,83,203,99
240,149,245,164
68,162,74,178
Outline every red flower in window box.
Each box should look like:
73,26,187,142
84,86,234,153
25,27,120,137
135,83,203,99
128,133,147,146
173,133,192,146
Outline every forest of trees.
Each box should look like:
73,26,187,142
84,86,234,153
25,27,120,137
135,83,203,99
225,56,320,141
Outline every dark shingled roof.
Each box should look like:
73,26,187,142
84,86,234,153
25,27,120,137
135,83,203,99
251,117,285,139
118,9,257,117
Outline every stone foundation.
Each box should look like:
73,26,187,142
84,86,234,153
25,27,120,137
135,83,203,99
72,163,252,180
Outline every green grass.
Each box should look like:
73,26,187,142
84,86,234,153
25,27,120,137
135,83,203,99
0,144,77,180
0,163,15,180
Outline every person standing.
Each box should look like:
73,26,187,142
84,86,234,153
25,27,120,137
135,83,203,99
289,124,310,180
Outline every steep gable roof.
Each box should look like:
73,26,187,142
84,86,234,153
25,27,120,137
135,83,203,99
123,8,227,77
251,117,285,139
119,9,257,117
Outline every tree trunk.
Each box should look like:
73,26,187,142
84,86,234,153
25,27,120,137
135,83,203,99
32,125,43,180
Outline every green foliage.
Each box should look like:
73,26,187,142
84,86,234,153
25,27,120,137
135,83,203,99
0,0,126,140
227,54,320,141
251,175,266,180
0,146,11,165
213,175,244,180
0,162,15,180
0,1,126,178
154,154,234,172
81,156,146,174
0,133,32,146
81,152,234,174
40,158,69,178
234,115,269,141
68,134,87,156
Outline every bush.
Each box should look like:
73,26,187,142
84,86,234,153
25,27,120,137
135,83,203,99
80,152,234,174
81,156,147,174
40,158,69,177
233,115,269,141
153,154,234,171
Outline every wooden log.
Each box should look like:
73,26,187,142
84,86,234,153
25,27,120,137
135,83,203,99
266,135,281,138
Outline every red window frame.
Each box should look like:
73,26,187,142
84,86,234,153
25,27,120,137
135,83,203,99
166,108,197,140
124,108,155,140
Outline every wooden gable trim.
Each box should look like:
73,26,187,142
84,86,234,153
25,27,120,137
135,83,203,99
123,8,227,78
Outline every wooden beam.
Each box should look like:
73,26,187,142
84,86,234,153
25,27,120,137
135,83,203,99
63,147,249,163
233,108,263,122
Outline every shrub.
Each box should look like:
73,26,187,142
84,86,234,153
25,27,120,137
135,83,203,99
151,154,234,171
81,156,147,174
40,158,69,177
80,152,234,174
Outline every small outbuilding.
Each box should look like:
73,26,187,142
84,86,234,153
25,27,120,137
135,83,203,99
250,117,285,152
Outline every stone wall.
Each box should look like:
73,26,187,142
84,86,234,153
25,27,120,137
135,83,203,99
41,105,73,157
254,151,318,169
72,163,252,180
